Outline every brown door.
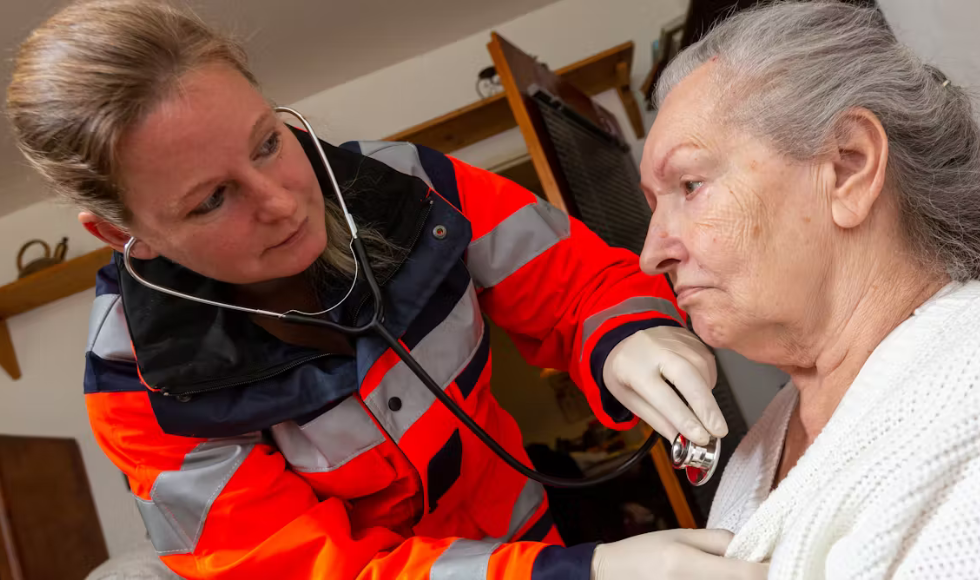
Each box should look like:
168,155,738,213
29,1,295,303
0,435,109,580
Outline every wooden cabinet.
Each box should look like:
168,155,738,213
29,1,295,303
0,435,108,580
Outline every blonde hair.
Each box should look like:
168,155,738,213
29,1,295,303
6,0,395,277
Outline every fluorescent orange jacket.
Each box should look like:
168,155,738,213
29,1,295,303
84,133,686,579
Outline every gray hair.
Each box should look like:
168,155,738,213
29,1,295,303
656,1,980,281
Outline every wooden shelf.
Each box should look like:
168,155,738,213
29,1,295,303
0,246,113,380
384,41,643,153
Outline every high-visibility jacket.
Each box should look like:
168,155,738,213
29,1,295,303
84,131,686,580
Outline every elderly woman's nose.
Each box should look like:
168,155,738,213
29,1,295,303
640,222,686,276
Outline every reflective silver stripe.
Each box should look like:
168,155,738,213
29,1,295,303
137,435,258,555
488,479,546,542
580,296,684,360
357,141,433,187
430,539,501,580
86,294,133,361
271,396,385,473
466,198,570,289
365,283,484,442
135,497,190,556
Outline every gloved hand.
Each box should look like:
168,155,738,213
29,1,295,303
591,529,768,580
603,326,725,445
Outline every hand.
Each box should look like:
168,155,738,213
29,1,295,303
591,529,768,580
603,326,726,445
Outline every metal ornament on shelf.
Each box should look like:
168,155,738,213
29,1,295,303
17,237,68,279
475,66,503,99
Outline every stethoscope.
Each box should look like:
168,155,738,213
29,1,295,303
122,106,720,489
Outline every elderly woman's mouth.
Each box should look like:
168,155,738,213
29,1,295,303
674,286,709,305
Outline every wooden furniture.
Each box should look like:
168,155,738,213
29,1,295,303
642,426,697,529
489,32,578,213
488,32,651,250
640,15,686,110
488,32,643,214
0,435,109,580
0,247,113,380
385,42,645,155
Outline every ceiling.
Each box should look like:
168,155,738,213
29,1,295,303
0,0,562,217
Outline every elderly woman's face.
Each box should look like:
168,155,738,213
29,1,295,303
640,63,836,361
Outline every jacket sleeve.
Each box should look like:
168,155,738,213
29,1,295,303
433,153,686,429
85,371,594,580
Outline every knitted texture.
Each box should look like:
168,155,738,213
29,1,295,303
708,281,980,579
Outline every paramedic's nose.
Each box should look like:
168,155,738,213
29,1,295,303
640,218,687,277
254,180,299,223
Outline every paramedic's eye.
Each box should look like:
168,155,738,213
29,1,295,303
190,186,226,216
258,131,281,158
683,180,704,196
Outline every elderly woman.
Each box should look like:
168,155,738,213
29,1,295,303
637,1,980,578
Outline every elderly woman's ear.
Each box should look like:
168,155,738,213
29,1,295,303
827,108,890,230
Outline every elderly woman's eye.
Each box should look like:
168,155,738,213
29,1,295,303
683,180,704,195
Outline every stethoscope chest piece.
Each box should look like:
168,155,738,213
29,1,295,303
670,434,720,486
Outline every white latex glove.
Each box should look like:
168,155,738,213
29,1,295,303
591,529,768,580
603,326,726,445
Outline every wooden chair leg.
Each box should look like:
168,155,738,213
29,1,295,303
644,426,697,529
0,320,21,381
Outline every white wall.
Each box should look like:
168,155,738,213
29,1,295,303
879,0,980,91
293,0,688,168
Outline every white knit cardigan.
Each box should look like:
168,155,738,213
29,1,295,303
708,281,980,579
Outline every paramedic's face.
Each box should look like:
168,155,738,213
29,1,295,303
638,62,833,364
116,64,327,284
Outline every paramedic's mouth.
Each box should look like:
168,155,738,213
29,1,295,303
269,218,307,251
